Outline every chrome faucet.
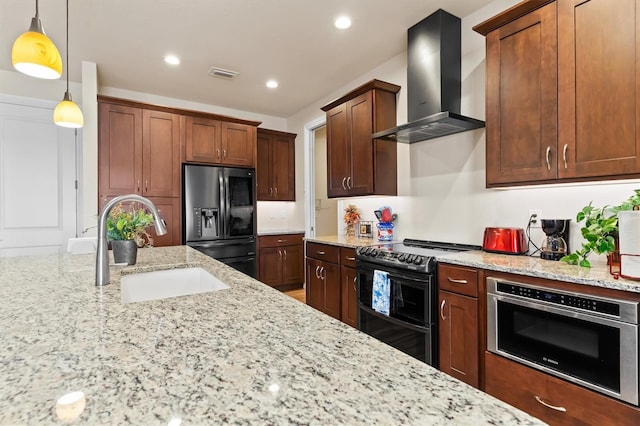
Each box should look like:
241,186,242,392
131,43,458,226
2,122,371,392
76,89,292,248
96,194,168,286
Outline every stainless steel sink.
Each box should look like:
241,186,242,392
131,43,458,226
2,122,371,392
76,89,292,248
121,267,229,303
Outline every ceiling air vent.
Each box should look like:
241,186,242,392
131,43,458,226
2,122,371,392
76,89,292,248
208,66,239,80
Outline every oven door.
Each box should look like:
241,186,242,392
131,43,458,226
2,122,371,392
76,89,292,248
356,260,437,365
487,292,639,405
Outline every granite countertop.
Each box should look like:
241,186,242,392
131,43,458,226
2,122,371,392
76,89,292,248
437,250,640,294
305,235,383,248
257,230,305,236
0,246,544,425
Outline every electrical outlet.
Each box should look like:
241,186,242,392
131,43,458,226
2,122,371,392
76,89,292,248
528,209,543,228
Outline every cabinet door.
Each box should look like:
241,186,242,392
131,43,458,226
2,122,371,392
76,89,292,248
221,122,255,167
341,265,357,328
326,103,350,197
146,197,181,247
558,0,640,179
322,262,341,320
256,133,272,200
142,110,180,197
98,103,143,196
306,258,323,310
271,135,295,201
259,247,282,286
346,92,374,195
185,116,222,163
485,3,557,186
438,290,479,388
281,244,304,285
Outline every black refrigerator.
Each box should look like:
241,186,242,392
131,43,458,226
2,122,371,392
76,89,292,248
182,163,257,278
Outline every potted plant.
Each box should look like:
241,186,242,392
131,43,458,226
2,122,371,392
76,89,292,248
106,203,155,265
561,189,640,267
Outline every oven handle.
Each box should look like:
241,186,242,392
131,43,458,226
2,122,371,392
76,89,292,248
534,396,566,412
357,264,432,284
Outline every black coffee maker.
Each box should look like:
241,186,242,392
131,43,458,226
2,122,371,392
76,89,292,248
540,219,570,261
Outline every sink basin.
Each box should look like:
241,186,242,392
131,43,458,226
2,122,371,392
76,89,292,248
121,267,229,303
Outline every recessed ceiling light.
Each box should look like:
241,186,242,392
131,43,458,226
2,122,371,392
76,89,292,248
164,55,180,65
334,16,352,29
266,80,278,88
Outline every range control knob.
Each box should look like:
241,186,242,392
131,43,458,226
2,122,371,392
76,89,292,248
413,256,424,265
398,254,407,262
371,249,378,257
407,254,415,263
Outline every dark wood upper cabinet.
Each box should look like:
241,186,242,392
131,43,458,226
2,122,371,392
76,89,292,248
185,117,256,167
98,102,180,199
321,79,400,198
476,0,640,187
256,128,296,201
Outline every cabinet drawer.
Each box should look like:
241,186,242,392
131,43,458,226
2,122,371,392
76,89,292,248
485,352,640,426
438,264,478,297
340,247,356,268
259,233,303,248
306,242,340,263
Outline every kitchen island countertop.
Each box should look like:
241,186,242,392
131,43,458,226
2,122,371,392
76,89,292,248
0,246,544,425
437,250,640,294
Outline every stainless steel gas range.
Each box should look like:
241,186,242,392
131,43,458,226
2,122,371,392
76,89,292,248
355,239,480,366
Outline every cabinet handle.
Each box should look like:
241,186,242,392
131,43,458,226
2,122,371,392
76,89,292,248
545,146,551,171
223,149,227,158
535,396,566,412
447,277,468,284
341,177,347,190
347,176,351,189
145,180,148,192
217,148,221,159
563,144,568,169
283,249,287,260
269,187,273,196
353,276,357,291
137,180,140,193
317,251,326,255
274,186,278,196
320,267,326,280
440,299,446,321
277,239,286,243
278,249,282,258
346,256,356,261
315,265,320,279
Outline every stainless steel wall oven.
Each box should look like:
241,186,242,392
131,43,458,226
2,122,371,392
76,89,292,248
487,277,639,405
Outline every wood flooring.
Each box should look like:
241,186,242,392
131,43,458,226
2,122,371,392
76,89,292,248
283,287,306,303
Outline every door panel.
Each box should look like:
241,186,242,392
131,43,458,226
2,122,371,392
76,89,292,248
282,244,304,285
326,104,349,197
256,132,271,199
272,135,295,201
348,92,374,195
0,99,77,256
185,116,221,163
142,110,180,197
221,122,255,167
259,247,282,286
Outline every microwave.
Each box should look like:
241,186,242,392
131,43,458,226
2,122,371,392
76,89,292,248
486,277,639,405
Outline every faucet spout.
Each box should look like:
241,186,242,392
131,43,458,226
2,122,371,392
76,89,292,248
96,194,168,286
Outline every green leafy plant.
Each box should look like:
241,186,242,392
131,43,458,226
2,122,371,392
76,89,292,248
106,203,155,247
561,189,640,267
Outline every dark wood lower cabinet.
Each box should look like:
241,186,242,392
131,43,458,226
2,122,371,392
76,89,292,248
341,265,357,328
305,257,340,319
438,290,479,388
258,234,304,288
485,352,640,426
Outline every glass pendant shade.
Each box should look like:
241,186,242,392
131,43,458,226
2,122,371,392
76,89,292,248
12,17,62,80
54,91,84,128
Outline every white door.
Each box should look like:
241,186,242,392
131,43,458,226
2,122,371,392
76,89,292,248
0,96,78,256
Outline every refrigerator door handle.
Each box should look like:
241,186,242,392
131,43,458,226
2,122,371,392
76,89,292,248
219,171,226,238
224,173,231,238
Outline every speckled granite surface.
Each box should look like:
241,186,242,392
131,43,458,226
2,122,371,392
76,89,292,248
0,246,544,425
305,235,384,248
437,250,640,294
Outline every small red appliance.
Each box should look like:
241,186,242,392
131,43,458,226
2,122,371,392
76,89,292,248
482,227,527,255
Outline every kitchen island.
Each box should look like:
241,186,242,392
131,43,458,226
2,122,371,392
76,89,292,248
0,246,543,425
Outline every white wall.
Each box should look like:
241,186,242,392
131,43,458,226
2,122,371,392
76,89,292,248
287,0,640,266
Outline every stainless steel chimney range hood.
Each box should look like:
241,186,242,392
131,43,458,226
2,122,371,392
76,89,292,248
373,9,485,144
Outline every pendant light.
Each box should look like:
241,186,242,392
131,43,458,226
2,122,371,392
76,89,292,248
54,0,84,128
12,0,62,79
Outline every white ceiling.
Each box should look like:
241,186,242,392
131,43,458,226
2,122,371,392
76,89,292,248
2,0,495,118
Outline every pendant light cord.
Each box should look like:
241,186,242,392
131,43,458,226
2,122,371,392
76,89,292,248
66,0,69,92
35,0,39,18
